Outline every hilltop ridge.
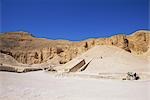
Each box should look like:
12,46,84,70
0,30,149,65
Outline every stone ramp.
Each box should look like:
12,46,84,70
56,58,86,72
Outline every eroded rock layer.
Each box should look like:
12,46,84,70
0,30,149,65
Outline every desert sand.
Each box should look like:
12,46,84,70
0,71,150,100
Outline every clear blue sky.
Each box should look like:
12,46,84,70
1,0,149,41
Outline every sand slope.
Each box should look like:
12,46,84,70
60,45,150,74
0,53,19,66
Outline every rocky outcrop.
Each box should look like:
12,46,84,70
127,30,150,54
0,30,149,65
122,72,140,80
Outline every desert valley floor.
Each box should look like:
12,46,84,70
0,31,150,100
0,71,150,100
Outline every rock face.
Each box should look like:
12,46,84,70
127,31,150,54
0,30,150,65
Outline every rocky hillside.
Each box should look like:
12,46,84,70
0,30,149,65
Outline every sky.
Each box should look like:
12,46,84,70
0,0,149,41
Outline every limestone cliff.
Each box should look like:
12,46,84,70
0,30,149,65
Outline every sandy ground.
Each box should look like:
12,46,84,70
0,71,150,100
